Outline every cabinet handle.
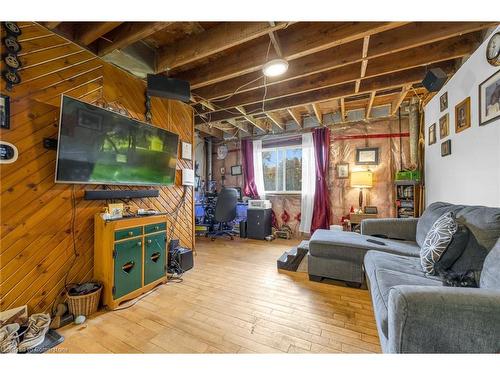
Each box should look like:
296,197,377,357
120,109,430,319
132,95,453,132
150,252,161,262
128,231,134,236
155,226,159,230
122,261,135,273
137,241,142,246
147,239,152,244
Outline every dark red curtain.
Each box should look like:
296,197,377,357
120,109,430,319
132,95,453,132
241,139,259,198
311,128,331,233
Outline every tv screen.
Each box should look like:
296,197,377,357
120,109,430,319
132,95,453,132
55,96,179,186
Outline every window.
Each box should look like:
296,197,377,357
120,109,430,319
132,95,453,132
262,146,302,193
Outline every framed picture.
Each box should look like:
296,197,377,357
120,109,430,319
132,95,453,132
0,94,10,129
428,123,436,145
441,140,452,157
181,141,192,160
355,147,379,165
230,165,242,176
479,70,500,126
455,97,471,133
337,163,349,179
440,92,448,112
364,206,378,214
439,113,449,139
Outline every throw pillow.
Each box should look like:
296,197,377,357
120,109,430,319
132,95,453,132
434,224,470,272
420,212,458,275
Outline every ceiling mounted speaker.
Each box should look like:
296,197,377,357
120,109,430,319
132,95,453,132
421,68,448,92
147,74,191,103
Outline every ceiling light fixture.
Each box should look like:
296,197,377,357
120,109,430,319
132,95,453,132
262,59,289,77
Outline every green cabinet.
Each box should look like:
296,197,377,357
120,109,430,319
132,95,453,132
144,222,166,234
144,232,167,285
114,226,143,241
113,239,143,299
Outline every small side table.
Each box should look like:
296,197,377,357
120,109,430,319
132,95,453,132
349,213,378,232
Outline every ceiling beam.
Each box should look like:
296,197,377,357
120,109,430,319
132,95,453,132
366,91,376,119
195,33,477,115
74,22,124,46
340,98,346,122
194,60,456,125
287,108,303,128
266,112,285,129
391,85,413,115
312,103,323,125
96,22,171,56
176,22,407,89
235,106,267,132
191,22,491,99
156,22,290,71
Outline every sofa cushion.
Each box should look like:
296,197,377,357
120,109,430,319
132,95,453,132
309,230,420,261
416,202,464,247
420,212,458,275
480,239,500,289
434,224,470,272
364,251,442,338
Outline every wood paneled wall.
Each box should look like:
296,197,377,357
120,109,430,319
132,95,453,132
0,22,194,314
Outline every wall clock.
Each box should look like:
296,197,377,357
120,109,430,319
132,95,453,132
486,32,500,66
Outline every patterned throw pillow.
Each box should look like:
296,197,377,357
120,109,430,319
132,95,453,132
420,212,458,275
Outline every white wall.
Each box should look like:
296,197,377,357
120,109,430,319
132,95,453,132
424,26,500,208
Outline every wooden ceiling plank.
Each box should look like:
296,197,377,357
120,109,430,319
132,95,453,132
266,112,284,129
226,118,250,133
366,91,376,119
312,103,323,125
156,22,290,71
287,108,303,128
195,124,224,139
195,32,478,114
268,22,283,57
97,22,172,56
75,22,124,46
340,98,346,121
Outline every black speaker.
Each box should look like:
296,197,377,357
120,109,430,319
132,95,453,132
147,74,191,103
84,189,159,200
168,241,193,273
239,220,247,238
421,68,447,92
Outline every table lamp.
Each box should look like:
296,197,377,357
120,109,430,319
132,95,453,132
350,171,373,210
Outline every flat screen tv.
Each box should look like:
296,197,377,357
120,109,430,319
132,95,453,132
55,96,179,186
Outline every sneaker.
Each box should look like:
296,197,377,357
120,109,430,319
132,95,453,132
0,323,20,354
18,313,51,352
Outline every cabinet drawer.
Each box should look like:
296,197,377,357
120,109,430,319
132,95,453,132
144,222,166,234
115,226,143,241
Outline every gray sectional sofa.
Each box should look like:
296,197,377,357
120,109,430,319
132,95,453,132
308,202,500,353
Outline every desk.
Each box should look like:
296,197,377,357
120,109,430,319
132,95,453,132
349,213,378,231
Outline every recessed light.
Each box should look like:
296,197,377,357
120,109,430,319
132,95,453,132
262,59,289,77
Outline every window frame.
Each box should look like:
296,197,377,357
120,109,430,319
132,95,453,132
261,145,302,194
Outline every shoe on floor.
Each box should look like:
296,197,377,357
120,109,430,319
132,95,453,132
0,323,20,354
18,313,51,353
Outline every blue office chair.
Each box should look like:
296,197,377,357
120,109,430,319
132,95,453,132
208,188,238,241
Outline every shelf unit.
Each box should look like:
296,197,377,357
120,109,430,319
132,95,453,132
394,180,421,218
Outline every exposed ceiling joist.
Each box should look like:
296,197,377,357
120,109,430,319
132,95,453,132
235,106,267,132
268,21,283,57
287,108,303,128
366,91,376,119
156,22,290,71
391,85,413,115
266,112,285,129
191,23,492,100
177,22,407,89
97,22,172,56
312,103,323,125
340,98,346,121
74,22,124,46
195,124,224,139
226,118,250,133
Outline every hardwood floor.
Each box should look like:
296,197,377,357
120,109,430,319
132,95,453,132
56,237,381,353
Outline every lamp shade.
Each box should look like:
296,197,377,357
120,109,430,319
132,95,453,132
350,171,373,188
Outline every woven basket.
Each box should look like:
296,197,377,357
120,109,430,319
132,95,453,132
66,284,102,317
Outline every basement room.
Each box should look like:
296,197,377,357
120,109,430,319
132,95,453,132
1,0,500,372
